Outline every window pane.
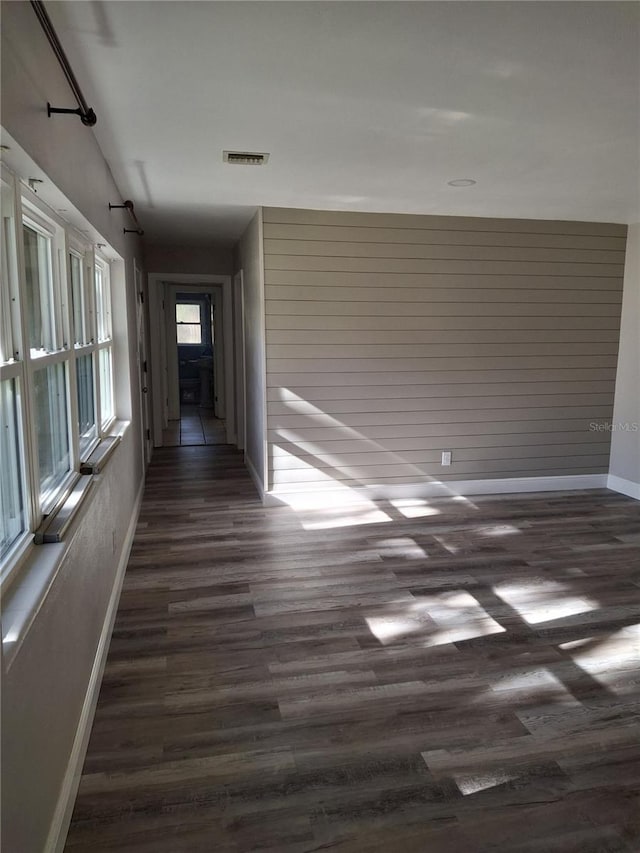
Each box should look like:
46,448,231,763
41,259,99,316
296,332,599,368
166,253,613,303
0,378,25,557
1,184,17,364
95,263,112,342
176,324,202,344
99,347,114,427
70,254,85,346
176,304,200,323
77,353,96,451
23,224,56,354
33,363,70,506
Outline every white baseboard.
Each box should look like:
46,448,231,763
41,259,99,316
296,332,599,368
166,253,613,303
607,474,640,501
46,479,144,853
245,453,265,502
264,474,609,507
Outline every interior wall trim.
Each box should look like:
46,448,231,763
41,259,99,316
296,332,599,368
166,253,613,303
262,473,609,506
245,453,266,502
45,479,145,853
607,473,640,501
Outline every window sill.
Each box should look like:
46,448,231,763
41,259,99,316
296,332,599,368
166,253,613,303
33,475,94,543
1,421,130,670
80,434,121,474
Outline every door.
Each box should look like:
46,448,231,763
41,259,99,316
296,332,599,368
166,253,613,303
233,271,246,451
135,261,152,465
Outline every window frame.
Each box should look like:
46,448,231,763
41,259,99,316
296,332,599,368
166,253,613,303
1,169,37,578
21,208,66,359
69,240,100,458
176,300,204,346
0,167,120,586
21,199,77,517
95,256,115,432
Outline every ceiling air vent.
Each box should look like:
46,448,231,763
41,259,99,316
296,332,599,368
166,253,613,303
223,150,270,166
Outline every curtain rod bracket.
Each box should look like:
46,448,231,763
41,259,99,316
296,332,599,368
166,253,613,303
112,200,144,235
47,102,97,127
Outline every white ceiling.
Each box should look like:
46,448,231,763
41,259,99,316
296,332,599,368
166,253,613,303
48,1,640,245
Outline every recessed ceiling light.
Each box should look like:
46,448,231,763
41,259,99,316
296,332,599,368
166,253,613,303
447,178,477,187
223,150,270,166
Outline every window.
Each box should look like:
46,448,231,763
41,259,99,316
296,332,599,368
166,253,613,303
70,252,87,347
76,353,97,454
33,362,71,509
20,203,75,512
176,302,202,344
69,248,98,454
95,259,114,430
0,171,28,570
1,181,19,365
23,221,57,355
0,164,121,580
0,378,25,559
99,347,114,427
95,260,112,342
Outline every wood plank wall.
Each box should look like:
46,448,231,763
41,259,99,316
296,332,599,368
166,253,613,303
239,211,266,490
262,208,626,493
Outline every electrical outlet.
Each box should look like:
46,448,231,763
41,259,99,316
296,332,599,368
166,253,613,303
441,451,452,466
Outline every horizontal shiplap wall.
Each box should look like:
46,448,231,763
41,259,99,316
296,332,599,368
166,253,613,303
262,208,626,492
239,210,267,493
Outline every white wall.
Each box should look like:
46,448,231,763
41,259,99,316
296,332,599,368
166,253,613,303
1,4,145,851
609,222,640,498
1,439,141,853
237,210,267,495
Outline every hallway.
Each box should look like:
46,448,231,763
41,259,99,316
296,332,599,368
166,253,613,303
162,405,227,447
65,446,640,852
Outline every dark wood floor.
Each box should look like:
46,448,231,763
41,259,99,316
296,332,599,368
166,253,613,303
65,445,640,852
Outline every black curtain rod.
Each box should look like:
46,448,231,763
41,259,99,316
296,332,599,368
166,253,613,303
109,200,145,236
31,0,97,126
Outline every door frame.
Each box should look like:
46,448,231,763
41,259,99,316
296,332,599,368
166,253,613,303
148,273,234,447
233,270,246,452
134,260,153,466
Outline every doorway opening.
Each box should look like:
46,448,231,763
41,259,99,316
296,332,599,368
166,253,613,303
162,290,226,446
148,273,236,449
176,293,213,407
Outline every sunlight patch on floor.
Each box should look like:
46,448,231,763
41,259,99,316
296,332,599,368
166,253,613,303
366,591,505,646
376,537,427,559
453,769,520,796
411,591,506,645
476,523,521,537
278,485,392,529
389,499,441,518
494,579,597,625
433,535,460,555
365,615,432,644
298,506,392,530
566,625,640,693
559,637,595,651
491,668,577,705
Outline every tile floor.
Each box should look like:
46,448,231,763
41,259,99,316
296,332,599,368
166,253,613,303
162,405,227,446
